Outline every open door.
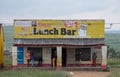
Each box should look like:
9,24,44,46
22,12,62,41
51,48,57,67
62,48,67,67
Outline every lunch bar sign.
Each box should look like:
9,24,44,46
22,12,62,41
14,20,104,39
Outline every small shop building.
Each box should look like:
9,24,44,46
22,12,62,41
12,19,107,70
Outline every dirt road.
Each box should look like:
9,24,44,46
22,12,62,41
69,71,110,77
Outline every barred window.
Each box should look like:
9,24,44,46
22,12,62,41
75,48,91,61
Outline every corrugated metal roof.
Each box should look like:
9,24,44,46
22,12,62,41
14,38,104,46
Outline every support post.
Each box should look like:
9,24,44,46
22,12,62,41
12,46,17,69
57,46,62,69
101,46,107,70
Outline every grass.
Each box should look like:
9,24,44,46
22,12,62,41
108,68,120,77
105,33,120,51
0,69,67,77
108,58,120,68
4,56,12,66
2,56,67,77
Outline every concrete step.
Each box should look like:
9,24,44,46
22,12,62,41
16,66,102,71
62,67,102,71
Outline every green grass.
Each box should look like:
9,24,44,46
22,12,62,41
0,70,67,77
108,68,120,77
105,33,120,51
2,56,67,77
4,56,12,66
108,58,120,68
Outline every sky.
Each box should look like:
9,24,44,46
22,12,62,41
0,0,120,31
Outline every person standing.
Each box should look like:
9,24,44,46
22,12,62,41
92,52,97,66
27,50,31,67
30,53,34,67
52,51,57,69
52,55,56,68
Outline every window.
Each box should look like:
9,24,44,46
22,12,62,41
75,48,91,61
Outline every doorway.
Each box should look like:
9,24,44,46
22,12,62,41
62,48,67,67
51,48,57,67
27,47,43,66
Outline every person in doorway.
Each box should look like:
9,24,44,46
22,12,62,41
52,51,57,69
92,52,97,66
52,56,55,68
30,53,34,67
38,56,42,66
27,50,31,67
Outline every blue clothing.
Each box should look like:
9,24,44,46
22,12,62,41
30,55,34,66
31,56,34,60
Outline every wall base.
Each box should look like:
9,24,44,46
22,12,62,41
101,65,107,70
0,64,4,68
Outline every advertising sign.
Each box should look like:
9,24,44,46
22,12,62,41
14,20,104,39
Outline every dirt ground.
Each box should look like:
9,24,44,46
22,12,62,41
68,71,110,77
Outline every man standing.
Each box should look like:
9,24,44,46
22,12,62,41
27,50,31,67
52,51,57,69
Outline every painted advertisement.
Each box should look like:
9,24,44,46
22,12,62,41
14,20,104,38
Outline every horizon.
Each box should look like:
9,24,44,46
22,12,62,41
3,24,120,33
1,0,120,31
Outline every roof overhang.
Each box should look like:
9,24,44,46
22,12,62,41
13,38,104,47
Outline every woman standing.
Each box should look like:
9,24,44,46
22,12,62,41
27,51,31,67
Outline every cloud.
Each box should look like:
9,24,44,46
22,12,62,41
0,0,120,30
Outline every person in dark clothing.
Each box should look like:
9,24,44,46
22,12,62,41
38,56,42,66
52,51,57,68
92,52,97,66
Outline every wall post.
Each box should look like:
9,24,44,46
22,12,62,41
12,46,17,69
101,46,107,70
57,46,62,69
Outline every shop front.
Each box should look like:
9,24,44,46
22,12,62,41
12,20,107,70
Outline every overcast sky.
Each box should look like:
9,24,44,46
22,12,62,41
0,0,120,30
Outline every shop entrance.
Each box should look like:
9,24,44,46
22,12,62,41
51,48,57,67
28,47,42,66
62,48,67,67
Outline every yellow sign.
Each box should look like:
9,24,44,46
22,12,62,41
14,20,104,38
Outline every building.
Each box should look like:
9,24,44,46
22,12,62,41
12,19,107,70
0,24,4,68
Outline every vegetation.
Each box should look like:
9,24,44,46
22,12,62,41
108,58,120,68
4,56,12,66
107,48,120,58
105,33,120,54
0,70,67,77
108,68,120,77
4,26,13,52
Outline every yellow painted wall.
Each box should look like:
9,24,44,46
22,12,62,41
0,25,4,67
14,20,104,39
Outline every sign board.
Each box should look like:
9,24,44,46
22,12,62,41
14,20,104,39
